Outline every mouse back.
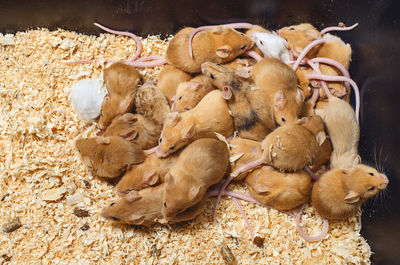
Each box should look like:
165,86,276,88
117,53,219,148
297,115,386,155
157,65,192,102
229,137,263,180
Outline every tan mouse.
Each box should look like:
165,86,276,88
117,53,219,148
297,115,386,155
246,166,311,211
278,23,322,58
250,58,305,125
99,62,143,128
76,136,146,178
166,26,254,73
157,65,192,103
135,81,170,125
201,62,275,141
171,74,215,112
157,90,234,157
161,138,229,219
115,151,179,196
103,113,161,150
312,164,389,219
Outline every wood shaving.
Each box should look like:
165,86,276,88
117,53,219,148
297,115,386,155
0,28,371,264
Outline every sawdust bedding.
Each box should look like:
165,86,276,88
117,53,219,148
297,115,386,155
0,28,371,264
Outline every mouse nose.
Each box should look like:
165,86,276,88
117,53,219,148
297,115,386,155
200,63,208,73
380,174,389,185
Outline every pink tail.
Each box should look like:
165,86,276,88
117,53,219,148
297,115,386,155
303,166,319,181
233,198,254,239
310,88,320,103
320,23,359,35
94,22,142,62
295,204,329,242
189,22,255,58
307,61,331,98
144,146,158,155
309,57,350,88
126,58,167,68
292,39,326,71
244,50,263,62
306,73,360,123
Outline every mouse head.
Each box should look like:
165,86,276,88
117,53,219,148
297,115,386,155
99,93,135,129
101,188,162,226
201,62,250,100
157,112,195,157
212,27,254,62
278,23,321,57
75,136,110,163
342,164,389,204
296,115,326,146
161,173,204,219
103,62,143,95
273,88,305,125
172,81,202,112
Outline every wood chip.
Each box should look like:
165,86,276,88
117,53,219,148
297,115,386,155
41,187,67,201
220,243,237,265
3,217,22,233
73,207,90,217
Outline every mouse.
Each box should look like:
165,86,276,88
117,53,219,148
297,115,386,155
156,65,192,103
99,62,143,128
201,62,275,141
222,57,257,69
278,23,322,58
161,138,229,219
245,25,270,57
166,26,254,73
251,31,291,64
171,74,215,112
102,113,162,150
76,136,146,178
157,90,235,157
316,33,352,70
134,80,171,125
311,164,389,219
246,166,312,211
315,96,359,168
115,151,180,196
250,58,305,125
308,135,332,173
228,137,263,180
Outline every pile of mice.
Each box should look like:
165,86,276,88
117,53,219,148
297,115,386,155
0,25,375,264
73,22,388,239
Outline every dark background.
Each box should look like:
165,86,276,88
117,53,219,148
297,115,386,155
1,0,399,264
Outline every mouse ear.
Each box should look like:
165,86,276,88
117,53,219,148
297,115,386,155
119,99,133,112
181,124,196,139
216,45,233,59
316,131,326,146
211,26,225,34
121,113,138,123
305,29,321,41
166,112,180,127
188,186,201,201
293,47,303,57
129,214,145,225
96,136,111,145
124,130,138,141
189,81,200,91
143,170,159,186
344,190,360,204
221,86,233,100
274,90,287,110
165,173,175,186
125,190,142,202
234,68,250,79
296,89,305,104
253,183,270,195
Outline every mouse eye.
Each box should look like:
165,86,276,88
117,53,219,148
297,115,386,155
240,45,246,50
159,138,162,143
210,74,215,80
164,202,167,208
369,173,374,176
111,216,120,221
110,202,115,206
169,145,175,150
185,107,190,111
368,186,376,191
281,117,286,122
259,40,264,45
216,63,221,66
178,96,182,100
289,27,295,30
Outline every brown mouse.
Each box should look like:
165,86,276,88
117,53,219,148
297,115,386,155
171,74,215,112
201,62,275,141
157,65,192,103
103,113,162,150
246,166,311,211
316,33,352,70
222,57,257,69
102,184,206,225
229,137,262,180
278,23,322,58
166,26,254,73
250,58,305,125
311,164,389,219
115,151,179,196
315,96,359,168
161,138,229,219
76,136,146,178
99,62,143,128
157,90,234,157
134,80,170,125
308,135,332,173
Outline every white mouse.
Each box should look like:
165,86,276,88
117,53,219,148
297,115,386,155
69,78,107,121
251,32,291,65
